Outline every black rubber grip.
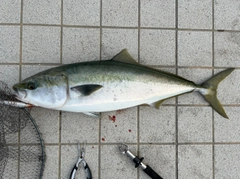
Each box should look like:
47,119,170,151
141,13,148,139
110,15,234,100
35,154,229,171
133,157,144,168
70,165,78,179
143,165,163,179
84,163,92,179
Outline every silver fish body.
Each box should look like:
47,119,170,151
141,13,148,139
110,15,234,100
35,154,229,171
13,49,234,118
57,60,195,112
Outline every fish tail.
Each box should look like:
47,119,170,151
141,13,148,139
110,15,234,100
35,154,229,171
199,68,234,119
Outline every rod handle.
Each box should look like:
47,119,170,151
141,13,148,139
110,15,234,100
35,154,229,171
144,165,163,179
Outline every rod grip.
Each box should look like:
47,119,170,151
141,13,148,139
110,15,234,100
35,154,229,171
143,165,163,179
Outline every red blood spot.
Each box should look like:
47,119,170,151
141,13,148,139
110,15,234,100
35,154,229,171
102,138,105,141
128,129,132,132
27,104,33,108
108,115,116,122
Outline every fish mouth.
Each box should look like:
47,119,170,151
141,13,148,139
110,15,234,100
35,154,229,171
12,85,27,101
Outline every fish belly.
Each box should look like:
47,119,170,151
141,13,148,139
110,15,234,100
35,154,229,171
57,81,195,113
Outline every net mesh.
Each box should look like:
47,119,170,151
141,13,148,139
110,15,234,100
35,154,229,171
0,81,45,179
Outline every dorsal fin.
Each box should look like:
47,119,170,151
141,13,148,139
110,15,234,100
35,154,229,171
111,49,138,64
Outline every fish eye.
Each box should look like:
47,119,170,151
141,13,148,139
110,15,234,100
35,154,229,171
27,82,36,90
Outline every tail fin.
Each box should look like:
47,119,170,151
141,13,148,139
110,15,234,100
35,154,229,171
200,68,234,119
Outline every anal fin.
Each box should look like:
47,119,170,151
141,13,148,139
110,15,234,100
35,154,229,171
149,100,165,109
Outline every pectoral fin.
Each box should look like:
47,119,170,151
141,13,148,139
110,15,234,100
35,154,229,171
71,84,103,96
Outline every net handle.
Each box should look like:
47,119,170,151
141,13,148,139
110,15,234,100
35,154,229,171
23,109,45,179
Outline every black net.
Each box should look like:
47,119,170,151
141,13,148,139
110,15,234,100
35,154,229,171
0,81,45,179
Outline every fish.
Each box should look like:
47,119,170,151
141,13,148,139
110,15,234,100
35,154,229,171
12,49,234,118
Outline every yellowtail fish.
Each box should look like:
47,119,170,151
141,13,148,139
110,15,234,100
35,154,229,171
13,49,234,118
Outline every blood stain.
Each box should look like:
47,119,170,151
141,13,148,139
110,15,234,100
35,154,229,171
102,138,105,141
27,104,33,108
128,129,132,132
108,115,116,122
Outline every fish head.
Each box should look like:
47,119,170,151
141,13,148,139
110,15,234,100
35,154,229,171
13,74,68,109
